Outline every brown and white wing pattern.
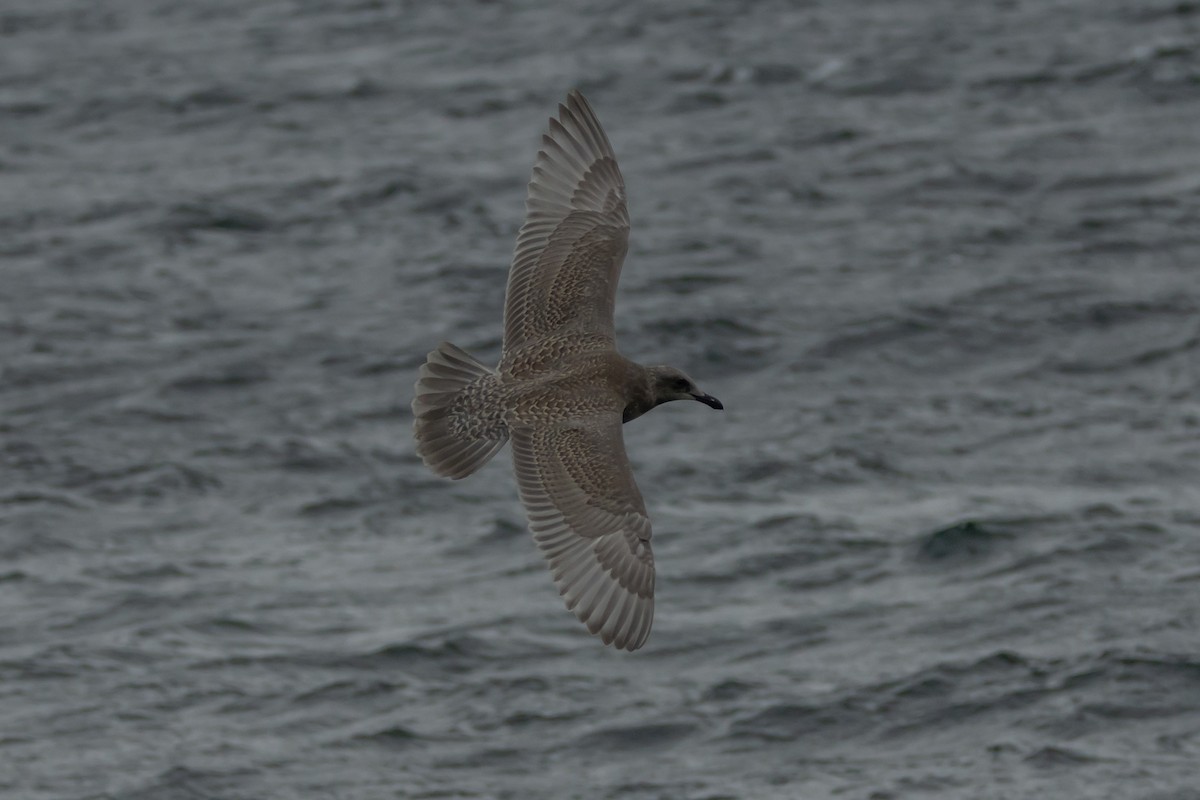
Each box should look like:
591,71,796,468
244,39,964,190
503,90,631,355
510,413,655,651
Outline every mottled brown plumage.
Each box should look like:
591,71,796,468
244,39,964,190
413,90,722,651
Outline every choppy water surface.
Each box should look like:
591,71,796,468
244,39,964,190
3,1,1200,797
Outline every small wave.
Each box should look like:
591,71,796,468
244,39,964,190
162,361,270,393
292,678,399,706
914,519,1016,564
572,721,699,752
352,723,421,746
728,701,863,743
803,311,940,363
725,650,1047,745
119,765,257,800
299,494,375,516
1024,745,1099,768
0,489,89,509
443,515,527,556
75,461,221,504
158,201,274,235
337,631,561,679
640,314,774,373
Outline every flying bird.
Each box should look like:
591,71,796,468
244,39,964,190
412,90,723,651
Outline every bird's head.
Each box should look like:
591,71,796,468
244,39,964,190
648,366,723,410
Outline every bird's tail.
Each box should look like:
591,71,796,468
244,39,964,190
412,341,509,480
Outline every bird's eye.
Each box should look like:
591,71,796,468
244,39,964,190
674,378,691,392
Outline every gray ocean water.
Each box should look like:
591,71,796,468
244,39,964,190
3,1,1200,798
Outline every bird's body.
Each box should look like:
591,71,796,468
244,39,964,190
412,91,722,651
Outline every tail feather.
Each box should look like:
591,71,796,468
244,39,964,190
412,342,508,479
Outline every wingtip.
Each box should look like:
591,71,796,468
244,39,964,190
561,88,594,119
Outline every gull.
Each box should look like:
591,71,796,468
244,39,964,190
412,90,723,651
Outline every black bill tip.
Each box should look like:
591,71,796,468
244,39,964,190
694,393,724,410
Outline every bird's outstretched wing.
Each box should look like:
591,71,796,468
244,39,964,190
510,412,655,651
502,90,630,357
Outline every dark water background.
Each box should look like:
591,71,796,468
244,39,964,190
3,1,1200,797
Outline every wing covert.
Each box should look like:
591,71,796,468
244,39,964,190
510,414,655,651
503,90,630,356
